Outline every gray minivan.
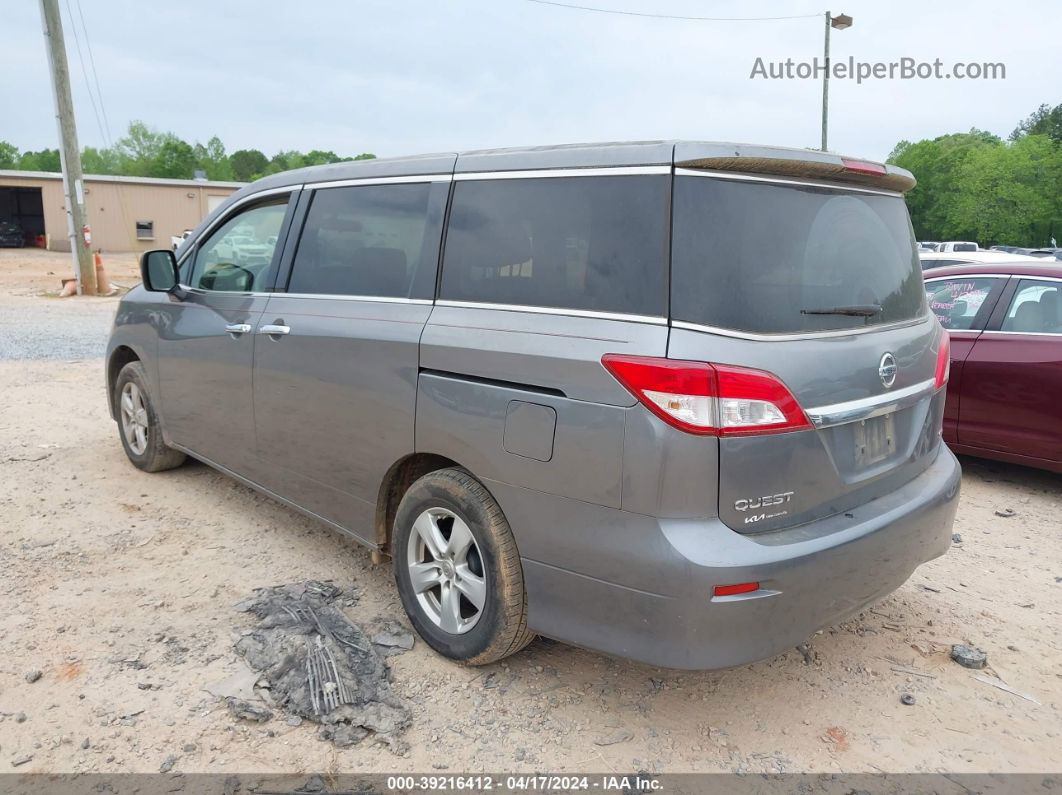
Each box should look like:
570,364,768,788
108,141,960,669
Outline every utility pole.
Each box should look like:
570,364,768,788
821,11,853,152
39,0,95,295
821,12,831,152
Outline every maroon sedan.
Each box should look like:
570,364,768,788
924,261,1062,473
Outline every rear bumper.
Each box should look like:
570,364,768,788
504,443,961,669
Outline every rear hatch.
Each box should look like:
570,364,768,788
665,158,947,534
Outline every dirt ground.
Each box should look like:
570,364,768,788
1,249,1060,775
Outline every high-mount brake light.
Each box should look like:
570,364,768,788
600,354,812,437
841,158,887,176
934,332,951,389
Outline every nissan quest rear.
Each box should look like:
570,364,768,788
107,140,960,670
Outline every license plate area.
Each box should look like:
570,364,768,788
854,412,896,466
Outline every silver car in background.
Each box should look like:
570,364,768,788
107,141,960,668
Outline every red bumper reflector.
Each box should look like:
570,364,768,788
713,582,760,597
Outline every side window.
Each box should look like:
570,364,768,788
1002,279,1062,333
190,197,290,292
440,175,669,317
287,183,436,298
925,277,1000,330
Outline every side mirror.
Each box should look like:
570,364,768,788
140,249,180,293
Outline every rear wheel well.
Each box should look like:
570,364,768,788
107,346,140,417
374,453,461,554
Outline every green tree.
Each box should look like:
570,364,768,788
3,121,374,181
0,141,18,169
80,145,121,175
230,148,268,181
888,129,1002,240
1010,103,1062,144
17,148,61,171
115,120,169,175
264,150,307,174
303,149,342,166
152,138,197,178
194,136,234,181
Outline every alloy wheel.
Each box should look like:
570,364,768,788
405,507,487,634
120,381,149,456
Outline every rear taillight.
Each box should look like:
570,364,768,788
934,332,951,389
601,354,812,437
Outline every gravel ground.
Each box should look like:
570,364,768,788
0,248,139,361
0,296,118,360
1,249,1060,775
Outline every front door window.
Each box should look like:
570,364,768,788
190,198,290,292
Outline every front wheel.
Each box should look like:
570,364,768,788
114,361,186,473
393,468,535,664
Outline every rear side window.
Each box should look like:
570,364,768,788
440,175,669,317
288,183,440,298
1002,279,1062,333
671,176,925,334
925,277,1001,330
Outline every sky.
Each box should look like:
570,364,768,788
3,0,1059,163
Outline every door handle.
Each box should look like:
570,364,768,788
225,323,252,335
258,324,290,336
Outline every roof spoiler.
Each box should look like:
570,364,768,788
673,143,916,193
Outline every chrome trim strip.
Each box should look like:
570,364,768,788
308,174,452,190
455,166,671,181
269,293,434,305
674,167,902,197
671,315,931,342
981,330,1062,338
177,285,262,297
1007,274,1062,284
943,330,981,338
806,378,938,428
434,299,667,325
175,288,433,304
924,274,1011,282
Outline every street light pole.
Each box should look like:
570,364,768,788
38,0,96,295
821,11,852,152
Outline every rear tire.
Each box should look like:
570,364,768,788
114,361,186,473
393,468,535,664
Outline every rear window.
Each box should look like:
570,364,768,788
671,175,925,334
439,175,669,317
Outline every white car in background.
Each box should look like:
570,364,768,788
170,229,193,251
920,250,1043,271
212,234,274,267
938,241,979,253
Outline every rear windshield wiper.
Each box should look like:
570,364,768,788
801,304,883,317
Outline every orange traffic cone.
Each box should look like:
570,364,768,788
95,250,117,296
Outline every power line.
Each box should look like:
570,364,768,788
73,0,113,144
61,0,105,144
522,0,820,22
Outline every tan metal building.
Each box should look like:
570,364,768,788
0,170,245,253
